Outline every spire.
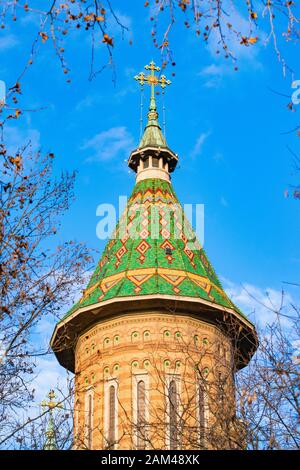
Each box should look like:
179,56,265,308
41,390,62,450
134,60,171,149
128,61,178,176
44,412,56,451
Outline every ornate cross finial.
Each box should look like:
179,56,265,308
41,390,62,451
41,389,62,411
135,60,171,132
134,60,171,101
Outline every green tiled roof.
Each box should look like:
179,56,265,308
139,121,166,148
62,178,246,322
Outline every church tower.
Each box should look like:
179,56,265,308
51,61,257,450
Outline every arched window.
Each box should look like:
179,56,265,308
131,331,139,342
169,380,178,450
152,157,159,168
143,330,150,341
108,385,116,449
113,335,120,346
74,399,80,448
164,330,171,340
198,383,205,449
137,380,146,450
164,359,171,368
85,393,93,449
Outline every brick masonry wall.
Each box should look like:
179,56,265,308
73,312,234,450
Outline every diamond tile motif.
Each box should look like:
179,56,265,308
160,239,175,264
115,244,127,268
135,240,151,264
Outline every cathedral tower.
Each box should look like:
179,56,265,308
51,61,257,450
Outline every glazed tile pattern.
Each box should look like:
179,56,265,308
62,178,245,321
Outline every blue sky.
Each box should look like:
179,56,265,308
1,1,299,406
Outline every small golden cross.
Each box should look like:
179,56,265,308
41,389,63,411
134,60,171,99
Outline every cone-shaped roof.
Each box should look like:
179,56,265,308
62,178,247,322
138,95,167,148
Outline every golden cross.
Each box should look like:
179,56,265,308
41,389,63,411
134,60,171,99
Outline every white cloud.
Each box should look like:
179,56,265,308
109,11,132,33
20,12,43,27
32,356,69,407
213,152,224,162
190,131,211,159
201,64,225,76
75,94,103,111
206,2,262,60
0,34,19,51
199,63,231,89
198,3,264,88
114,85,136,100
3,126,40,154
82,126,134,162
222,278,298,328
76,96,96,111
75,85,135,111
125,67,136,78
27,269,94,407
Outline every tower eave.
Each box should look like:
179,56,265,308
51,294,258,374
128,146,179,173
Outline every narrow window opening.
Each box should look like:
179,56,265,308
199,383,205,449
169,380,178,450
152,157,159,168
137,380,146,449
108,385,116,449
85,394,93,449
